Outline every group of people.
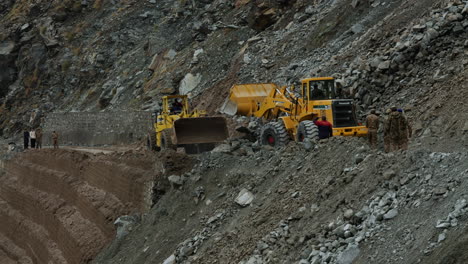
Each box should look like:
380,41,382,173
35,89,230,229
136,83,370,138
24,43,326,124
23,129,59,150
23,128,42,149
366,107,412,152
311,106,411,153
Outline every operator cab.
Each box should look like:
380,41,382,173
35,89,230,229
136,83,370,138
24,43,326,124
301,77,337,100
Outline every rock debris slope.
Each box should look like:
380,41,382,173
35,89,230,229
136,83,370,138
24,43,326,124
0,0,467,263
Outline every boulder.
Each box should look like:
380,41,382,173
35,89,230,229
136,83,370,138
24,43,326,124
168,175,184,186
337,245,360,264
235,188,254,206
163,254,176,264
179,73,202,95
212,144,231,153
383,209,398,220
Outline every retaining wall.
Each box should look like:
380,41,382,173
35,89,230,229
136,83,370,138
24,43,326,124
42,111,153,146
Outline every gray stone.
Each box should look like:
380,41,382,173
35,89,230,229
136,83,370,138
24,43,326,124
436,221,450,229
235,188,254,207
245,255,263,264
168,175,184,186
424,28,439,42
302,139,314,151
163,254,176,264
383,169,396,180
384,209,398,220
351,23,364,34
354,155,364,164
412,24,426,32
114,215,139,239
212,144,231,153
433,187,447,195
452,23,464,33
454,199,467,211
344,209,354,219
179,73,202,95
337,245,360,264
377,60,390,70
437,232,446,243
0,41,15,55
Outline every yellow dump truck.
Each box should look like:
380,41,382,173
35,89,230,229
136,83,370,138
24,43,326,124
222,77,367,146
148,95,228,153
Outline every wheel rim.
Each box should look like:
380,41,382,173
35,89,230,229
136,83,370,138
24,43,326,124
267,135,275,145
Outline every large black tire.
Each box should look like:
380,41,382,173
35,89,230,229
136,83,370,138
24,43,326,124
260,121,289,147
296,120,319,142
147,131,158,151
161,129,176,150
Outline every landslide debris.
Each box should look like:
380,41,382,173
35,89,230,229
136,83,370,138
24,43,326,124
94,137,467,264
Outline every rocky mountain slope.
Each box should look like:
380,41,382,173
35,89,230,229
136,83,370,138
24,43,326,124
1,0,466,136
0,0,467,263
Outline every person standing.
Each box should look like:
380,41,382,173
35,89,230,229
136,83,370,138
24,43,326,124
36,128,43,149
366,109,380,149
385,107,410,151
23,130,30,150
52,131,59,149
383,109,392,152
313,116,333,139
30,129,36,149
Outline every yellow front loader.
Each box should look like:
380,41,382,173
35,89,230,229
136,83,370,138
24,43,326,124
222,77,367,147
148,95,228,153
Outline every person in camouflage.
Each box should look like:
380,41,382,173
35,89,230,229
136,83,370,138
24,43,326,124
366,109,379,149
383,109,392,152
385,107,410,151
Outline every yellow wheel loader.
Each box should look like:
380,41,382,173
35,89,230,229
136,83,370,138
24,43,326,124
147,95,228,153
222,77,367,147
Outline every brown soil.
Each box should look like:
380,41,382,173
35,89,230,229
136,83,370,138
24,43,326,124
0,148,157,264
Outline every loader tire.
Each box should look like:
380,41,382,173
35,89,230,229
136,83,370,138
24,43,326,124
161,129,176,150
146,131,158,151
260,121,289,147
296,120,319,142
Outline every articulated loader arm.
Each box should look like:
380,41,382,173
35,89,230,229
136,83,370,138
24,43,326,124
222,83,296,119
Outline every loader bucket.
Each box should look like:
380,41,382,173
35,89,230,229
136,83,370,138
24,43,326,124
173,117,228,145
220,83,278,116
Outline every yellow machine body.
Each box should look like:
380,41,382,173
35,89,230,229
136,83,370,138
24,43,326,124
225,77,367,140
152,95,228,149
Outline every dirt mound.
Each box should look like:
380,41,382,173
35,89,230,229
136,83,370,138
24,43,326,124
0,148,156,263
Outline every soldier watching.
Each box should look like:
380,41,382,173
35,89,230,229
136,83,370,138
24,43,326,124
366,109,379,149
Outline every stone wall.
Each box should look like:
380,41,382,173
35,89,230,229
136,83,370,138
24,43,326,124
42,111,153,146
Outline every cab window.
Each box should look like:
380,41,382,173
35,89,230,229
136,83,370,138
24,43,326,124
309,80,336,100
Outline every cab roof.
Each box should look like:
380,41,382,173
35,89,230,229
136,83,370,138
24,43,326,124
301,77,335,83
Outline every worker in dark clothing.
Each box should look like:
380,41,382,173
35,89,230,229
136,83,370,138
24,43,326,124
366,109,380,149
23,130,30,150
313,116,333,139
170,99,183,113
